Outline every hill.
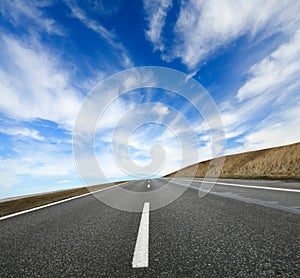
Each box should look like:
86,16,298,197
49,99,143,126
166,142,300,179
0,182,124,218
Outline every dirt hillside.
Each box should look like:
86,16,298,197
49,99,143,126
166,142,300,179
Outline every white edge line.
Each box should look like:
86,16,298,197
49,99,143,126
169,178,300,193
0,182,127,221
132,202,150,268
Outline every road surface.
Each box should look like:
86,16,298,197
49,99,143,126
1,178,299,277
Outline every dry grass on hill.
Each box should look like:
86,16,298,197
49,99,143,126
0,182,123,218
166,142,300,179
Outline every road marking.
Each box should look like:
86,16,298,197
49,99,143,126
171,178,300,193
0,183,126,221
132,202,150,268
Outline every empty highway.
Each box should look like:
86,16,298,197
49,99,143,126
1,178,299,277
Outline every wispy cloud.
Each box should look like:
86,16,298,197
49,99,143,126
66,1,115,43
237,29,300,101
65,0,133,68
0,0,64,36
221,29,300,152
168,0,300,69
0,35,82,130
143,0,172,52
0,127,44,141
57,179,71,183
239,102,300,150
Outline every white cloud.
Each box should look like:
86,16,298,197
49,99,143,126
0,127,44,141
171,0,300,69
97,98,133,130
0,36,82,130
233,101,300,152
152,103,170,116
237,29,300,101
220,29,300,153
0,140,77,191
102,126,186,178
75,70,157,136
0,0,64,36
143,0,172,51
57,180,71,183
66,1,115,43
90,98,207,179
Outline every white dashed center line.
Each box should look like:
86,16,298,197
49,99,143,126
132,202,150,268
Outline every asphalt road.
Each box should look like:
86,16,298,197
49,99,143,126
1,178,299,277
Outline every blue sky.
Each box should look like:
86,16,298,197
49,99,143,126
1,0,300,198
